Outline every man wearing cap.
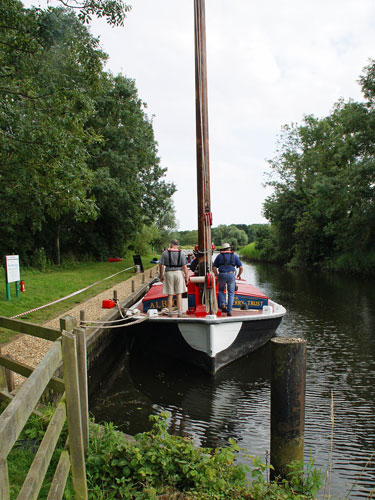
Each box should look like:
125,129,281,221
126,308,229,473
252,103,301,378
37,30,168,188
159,239,189,317
213,243,243,316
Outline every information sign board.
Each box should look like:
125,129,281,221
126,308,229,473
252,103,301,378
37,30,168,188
6,255,20,283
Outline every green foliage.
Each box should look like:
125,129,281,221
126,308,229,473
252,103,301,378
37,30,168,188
239,242,261,260
29,248,50,271
212,225,248,249
81,413,321,500
263,62,375,274
0,255,154,343
240,226,281,263
1,402,71,499
74,72,176,259
0,1,176,265
73,0,131,26
176,224,262,251
1,401,321,500
176,229,199,247
129,224,161,256
84,413,251,499
233,224,267,244
0,3,105,262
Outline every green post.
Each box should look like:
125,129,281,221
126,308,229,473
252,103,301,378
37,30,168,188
4,258,10,301
15,281,20,299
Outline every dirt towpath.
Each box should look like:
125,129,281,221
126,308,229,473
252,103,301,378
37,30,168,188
1,270,152,387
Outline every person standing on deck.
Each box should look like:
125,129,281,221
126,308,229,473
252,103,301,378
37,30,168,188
213,243,243,316
159,239,189,317
189,249,199,274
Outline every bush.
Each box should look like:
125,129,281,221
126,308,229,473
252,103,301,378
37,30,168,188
329,250,375,275
81,412,321,500
2,403,321,500
29,247,49,271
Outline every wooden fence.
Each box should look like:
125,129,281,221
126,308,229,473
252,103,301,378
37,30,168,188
0,315,89,500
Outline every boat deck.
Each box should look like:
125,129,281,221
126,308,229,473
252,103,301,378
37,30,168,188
132,298,283,323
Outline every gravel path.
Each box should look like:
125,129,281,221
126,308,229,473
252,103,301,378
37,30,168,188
1,270,155,388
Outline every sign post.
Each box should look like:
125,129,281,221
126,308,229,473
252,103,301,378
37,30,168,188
4,255,21,301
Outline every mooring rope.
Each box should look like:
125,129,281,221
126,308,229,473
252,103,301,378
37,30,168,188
83,316,148,328
80,317,132,324
10,265,135,319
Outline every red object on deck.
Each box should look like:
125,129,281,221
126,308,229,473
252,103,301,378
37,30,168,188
206,273,214,289
102,299,115,308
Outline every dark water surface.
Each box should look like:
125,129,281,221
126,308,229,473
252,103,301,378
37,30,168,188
89,262,375,498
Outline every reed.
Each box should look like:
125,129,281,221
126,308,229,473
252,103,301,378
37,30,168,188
321,390,374,499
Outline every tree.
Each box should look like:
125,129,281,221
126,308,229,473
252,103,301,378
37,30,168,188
0,1,177,265
212,225,248,249
0,4,107,263
71,73,176,258
57,0,131,26
263,66,375,271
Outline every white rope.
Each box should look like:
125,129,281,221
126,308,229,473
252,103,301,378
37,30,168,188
10,265,134,319
83,316,148,328
80,317,131,324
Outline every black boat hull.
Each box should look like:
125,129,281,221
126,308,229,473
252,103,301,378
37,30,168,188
129,313,283,374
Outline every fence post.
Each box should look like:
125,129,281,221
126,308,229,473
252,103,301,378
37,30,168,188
61,331,87,500
270,337,306,480
75,327,89,454
0,348,8,393
0,458,10,500
80,310,85,328
60,315,75,334
131,280,135,293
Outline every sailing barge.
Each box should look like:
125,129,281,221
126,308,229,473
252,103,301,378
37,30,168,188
129,0,285,374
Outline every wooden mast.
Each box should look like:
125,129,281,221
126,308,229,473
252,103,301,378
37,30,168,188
194,0,212,274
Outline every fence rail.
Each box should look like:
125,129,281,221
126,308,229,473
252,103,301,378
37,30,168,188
0,316,60,342
0,315,88,500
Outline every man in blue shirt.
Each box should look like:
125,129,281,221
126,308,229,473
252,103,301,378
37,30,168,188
213,243,243,316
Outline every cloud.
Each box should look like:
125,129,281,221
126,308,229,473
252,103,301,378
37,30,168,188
22,0,375,230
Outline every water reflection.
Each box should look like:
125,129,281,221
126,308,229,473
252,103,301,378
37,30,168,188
129,344,271,452
90,262,375,498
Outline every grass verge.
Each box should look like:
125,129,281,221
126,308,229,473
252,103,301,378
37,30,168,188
239,242,261,260
0,253,155,344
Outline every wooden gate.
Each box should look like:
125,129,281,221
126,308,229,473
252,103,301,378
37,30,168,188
0,315,88,500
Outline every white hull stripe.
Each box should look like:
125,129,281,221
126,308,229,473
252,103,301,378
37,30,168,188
178,322,243,357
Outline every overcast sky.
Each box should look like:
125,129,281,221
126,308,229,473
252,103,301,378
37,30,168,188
25,0,375,230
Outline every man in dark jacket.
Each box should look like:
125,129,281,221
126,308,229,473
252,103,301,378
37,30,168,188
212,243,243,316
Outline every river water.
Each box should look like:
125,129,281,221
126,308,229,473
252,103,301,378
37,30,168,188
89,261,375,498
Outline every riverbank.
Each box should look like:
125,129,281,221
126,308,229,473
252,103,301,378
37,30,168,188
1,268,155,388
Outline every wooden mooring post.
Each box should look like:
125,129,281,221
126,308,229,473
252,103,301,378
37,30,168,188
270,337,306,480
